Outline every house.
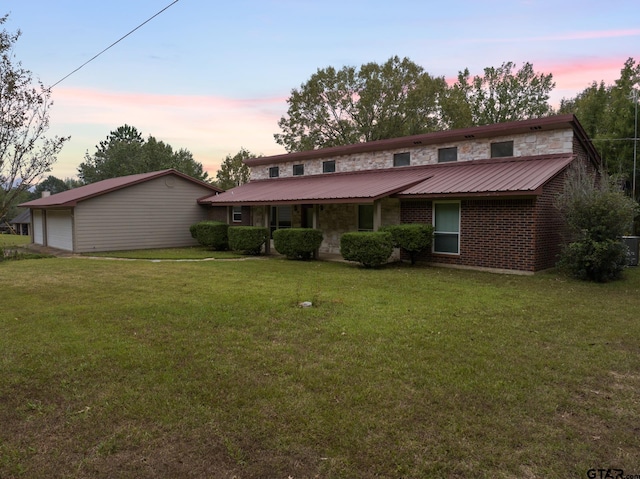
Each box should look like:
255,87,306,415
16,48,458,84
199,114,600,273
9,210,31,236
19,169,222,253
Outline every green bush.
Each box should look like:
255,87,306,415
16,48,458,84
190,221,229,250
228,226,269,255
340,231,393,268
273,228,323,260
380,223,434,265
554,162,639,282
558,238,628,282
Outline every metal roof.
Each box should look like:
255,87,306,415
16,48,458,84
20,169,222,208
200,166,435,205
397,154,574,198
200,154,574,206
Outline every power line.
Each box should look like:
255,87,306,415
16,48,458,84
48,0,180,90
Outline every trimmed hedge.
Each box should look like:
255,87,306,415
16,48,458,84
380,223,434,265
273,228,323,260
228,226,269,255
340,231,393,268
189,221,229,250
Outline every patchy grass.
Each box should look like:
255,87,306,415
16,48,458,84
0,234,30,248
83,246,244,260
1,257,640,478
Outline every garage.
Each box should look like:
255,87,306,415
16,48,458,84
45,210,73,251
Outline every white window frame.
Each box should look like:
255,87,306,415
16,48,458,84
232,206,242,223
432,201,460,255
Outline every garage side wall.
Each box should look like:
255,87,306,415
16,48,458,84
73,175,212,253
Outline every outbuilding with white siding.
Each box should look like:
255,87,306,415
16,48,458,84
20,169,222,253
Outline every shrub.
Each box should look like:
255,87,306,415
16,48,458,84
228,226,269,255
273,228,323,260
380,223,434,265
554,161,639,282
340,231,393,268
190,221,229,250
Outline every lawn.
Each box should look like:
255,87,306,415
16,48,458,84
1,256,639,478
0,234,30,248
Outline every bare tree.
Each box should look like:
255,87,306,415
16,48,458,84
0,14,69,223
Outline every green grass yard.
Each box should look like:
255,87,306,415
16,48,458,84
1,256,639,478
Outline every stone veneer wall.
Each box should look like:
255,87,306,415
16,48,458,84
250,129,574,180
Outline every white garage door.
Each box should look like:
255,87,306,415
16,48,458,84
33,210,44,245
46,210,73,251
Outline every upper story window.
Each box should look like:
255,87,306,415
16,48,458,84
269,166,279,178
438,147,458,163
293,164,304,176
490,141,514,158
323,160,336,173
393,152,411,167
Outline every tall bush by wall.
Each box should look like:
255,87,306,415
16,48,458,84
380,223,434,265
228,226,269,255
189,221,229,250
340,231,393,268
273,228,323,260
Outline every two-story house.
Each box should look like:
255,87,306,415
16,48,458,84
199,114,601,273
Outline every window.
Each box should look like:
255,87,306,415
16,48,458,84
293,164,304,176
393,152,411,167
270,206,291,236
438,147,458,163
490,141,514,158
269,166,279,178
323,160,336,173
232,206,242,222
358,204,374,231
433,202,460,254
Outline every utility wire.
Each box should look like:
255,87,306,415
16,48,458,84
48,0,180,90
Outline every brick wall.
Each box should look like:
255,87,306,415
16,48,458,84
401,198,539,272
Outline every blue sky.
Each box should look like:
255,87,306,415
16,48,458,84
3,0,638,180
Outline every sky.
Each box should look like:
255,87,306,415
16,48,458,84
2,0,639,180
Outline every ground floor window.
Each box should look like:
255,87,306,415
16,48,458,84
270,205,292,236
433,201,460,254
232,206,242,222
358,204,374,231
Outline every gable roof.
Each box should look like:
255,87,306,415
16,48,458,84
200,154,574,206
10,210,31,224
20,169,222,208
244,114,600,168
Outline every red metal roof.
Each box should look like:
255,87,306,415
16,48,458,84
200,154,574,205
200,167,435,205
397,154,574,198
20,169,222,208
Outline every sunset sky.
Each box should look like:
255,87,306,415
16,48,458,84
3,0,638,180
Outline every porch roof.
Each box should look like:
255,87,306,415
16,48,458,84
199,153,574,206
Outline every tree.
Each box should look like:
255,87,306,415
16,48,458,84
32,175,69,198
215,148,253,190
560,58,640,190
77,125,209,183
0,14,69,222
274,56,447,152
443,61,555,128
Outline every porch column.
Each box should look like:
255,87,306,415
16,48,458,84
373,199,382,231
263,206,271,254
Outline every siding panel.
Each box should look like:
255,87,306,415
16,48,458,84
74,175,211,253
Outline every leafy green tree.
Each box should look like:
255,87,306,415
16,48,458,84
215,148,253,190
0,14,69,222
275,56,447,152
32,175,69,198
443,61,555,128
560,58,640,191
78,125,208,183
